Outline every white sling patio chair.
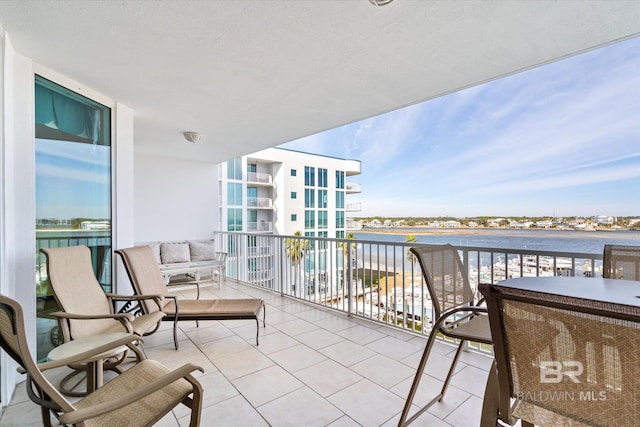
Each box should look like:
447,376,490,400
116,245,265,350
0,293,204,427
41,245,166,395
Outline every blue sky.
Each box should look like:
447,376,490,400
279,36,640,218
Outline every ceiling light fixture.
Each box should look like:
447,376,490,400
369,0,394,6
183,131,201,143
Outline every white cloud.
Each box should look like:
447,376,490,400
288,37,640,217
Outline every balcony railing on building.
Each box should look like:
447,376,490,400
345,182,361,193
214,231,603,354
247,221,273,232
345,202,362,212
247,197,273,209
247,172,273,186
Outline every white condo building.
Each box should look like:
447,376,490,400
219,148,362,294
219,147,362,237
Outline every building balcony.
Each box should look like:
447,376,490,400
345,182,361,194
247,172,274,186
344,159,361,176
247,221,273,233
247,197,274,209
345,202,361,212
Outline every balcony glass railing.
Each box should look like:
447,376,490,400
345,202,362,212
345,182,361,193
247,197,274,208
247,221,273,232
213,231,603,352
247,172,273,185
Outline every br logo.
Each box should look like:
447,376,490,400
539,361,583,384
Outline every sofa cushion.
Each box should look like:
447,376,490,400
189,240,216,261
160,242,190,264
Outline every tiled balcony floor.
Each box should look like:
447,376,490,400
0,280,501,427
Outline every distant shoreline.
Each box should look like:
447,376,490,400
358,228,482,236
356,226,622,236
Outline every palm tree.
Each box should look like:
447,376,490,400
285,231,309,298
405,234,417,261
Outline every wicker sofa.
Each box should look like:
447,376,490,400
137,240,226,294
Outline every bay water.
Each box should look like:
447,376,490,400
354,228,640,255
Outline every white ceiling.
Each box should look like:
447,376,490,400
1,1,639,163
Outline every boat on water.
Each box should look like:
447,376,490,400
489,255,595,281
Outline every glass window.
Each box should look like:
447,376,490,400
291,169,297,176
305,166,315,186
336,170,345,189
35,75,112,359
336,230,345,238
247,163,257,173
305,189,315,208
318,210,328,229
318,168,328,187
228,208,242,231
227,158,242,180
291,191,297,199
291,214,297,221
336,191,344,209
227,182,242,206
336,211,345,228
305,210,315,229
318,190,327,208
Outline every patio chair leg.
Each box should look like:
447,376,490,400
398,325,442,427
127,340,146,361
40,406,52,427
480,361,500,427
59,369,88,397
255,318,260,345
440,339,466,401
173,318,179,350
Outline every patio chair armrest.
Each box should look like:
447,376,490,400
34,334,143,372
58,363,204,425
440,305,488,327
441,305,488,316
475,296,487,306
52,311,135,322
52,311,135,333
106,293,164,302
106,293,165,312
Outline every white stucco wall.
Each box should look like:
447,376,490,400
113,104,135,295
1,32,37,401
133,152,219,243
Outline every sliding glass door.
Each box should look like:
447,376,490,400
34,75,111,360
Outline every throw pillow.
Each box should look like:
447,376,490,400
160,242,190,264
189,240,216,261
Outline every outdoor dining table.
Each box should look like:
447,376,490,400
480,275,640,426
